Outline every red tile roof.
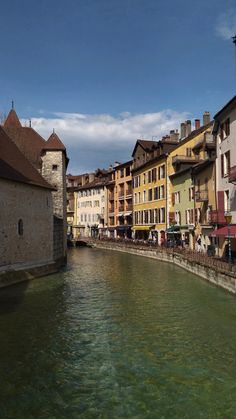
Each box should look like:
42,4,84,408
3,125,46,169
0,127,54,190
3,109,67,168
44,132,66,151
4,109,22,128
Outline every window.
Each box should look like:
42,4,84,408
148,189,153,201
221,151,231,177
154,187,158,200
189,187,194,201
120,168,124,178
143,190,146,202
148,171,151,183
175,211,181,225
160,208,166,223
220,118,230,141
52,164,58,171
174,191,180,204
126,167,130,176
144,210,148,224
18,219,23,236
143,173,146,185
134,175,140,188
152,168,157,182
224,190,230,212
160,185,165,199
186,148,192,157
159,164,165,179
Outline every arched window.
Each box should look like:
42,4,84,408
18,219,23,236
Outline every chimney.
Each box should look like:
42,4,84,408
186,120,192,137
195,119,200,130
169,129,179,142
180,122,186,139
203,111,210,126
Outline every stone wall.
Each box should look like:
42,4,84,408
0,179,54,271
53,216,66,263
93,241,236,295
41,150,67,257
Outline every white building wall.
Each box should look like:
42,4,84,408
216,107,236,223
76,186,105,237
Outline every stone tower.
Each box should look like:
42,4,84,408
2,108,68,266
41,131,68,261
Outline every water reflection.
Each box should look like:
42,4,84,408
0,248,236,417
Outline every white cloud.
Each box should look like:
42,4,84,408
22,109,188,173
216,10,236,40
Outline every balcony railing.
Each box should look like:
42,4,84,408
125,204,133,211
118,192,125,200
195,190,208,202
172,155,199,165
126,188,132,197
108,206,115,214
118,206,124,212
208,210,225,224
229,166,236,184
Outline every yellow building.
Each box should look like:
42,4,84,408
167,115,215,249
132,136,179,243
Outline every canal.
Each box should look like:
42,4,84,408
0,248,236,418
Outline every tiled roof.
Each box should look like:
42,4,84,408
43,132,66,151
4,109,22,128
132,139,159,157
3,109,67,169
78,179,106,190
0,127,54,190
3,125,46,170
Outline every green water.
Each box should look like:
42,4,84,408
0,248,236,418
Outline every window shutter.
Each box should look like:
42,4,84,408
227,151,231,176
172,193,175,206
221,155,224,177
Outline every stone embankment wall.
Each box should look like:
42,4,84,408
93,241,236,295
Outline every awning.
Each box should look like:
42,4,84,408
116,225,131,231
166,226,180,233
131,225,152,231
210,225,236,238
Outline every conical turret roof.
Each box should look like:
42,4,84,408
4,109,22,128
43,131,66,151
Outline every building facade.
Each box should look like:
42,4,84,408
213,96,236,257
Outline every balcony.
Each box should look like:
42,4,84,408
126,204,133,211
118,191,125,200
208,210,225,224
172,155,199,166
229,166,236,184
126,188,132,198
195,190,208,202
118,205,124,212
108,206,115,215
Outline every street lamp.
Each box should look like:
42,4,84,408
224,211,232,271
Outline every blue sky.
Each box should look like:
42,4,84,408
1,0,236,173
